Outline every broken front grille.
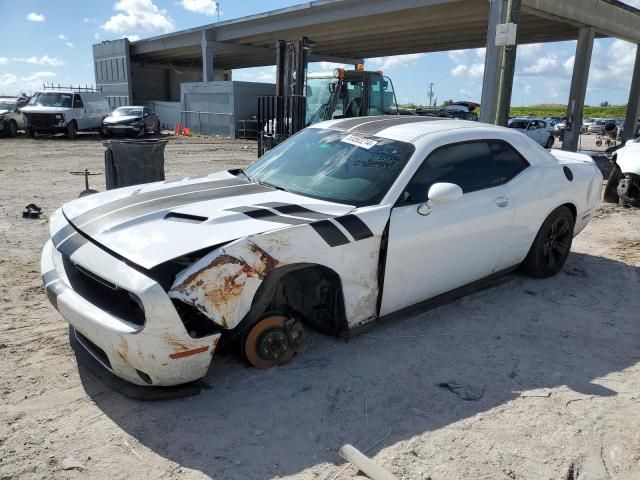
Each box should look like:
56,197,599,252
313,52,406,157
62,255,146,327
28,113,60,128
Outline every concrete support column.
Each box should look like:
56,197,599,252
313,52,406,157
563,27,595,152
622,45,640,142
201,31,215,82
480,0,505,124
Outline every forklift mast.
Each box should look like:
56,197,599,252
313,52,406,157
258,38,399,156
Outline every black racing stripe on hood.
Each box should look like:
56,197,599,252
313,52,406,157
228,206,309,225
329,116,438,134
309,220,350,247
256,202,334,220
74,183,272,237
52,223,76,247
68,177,248,227
335,214,374,241
56,232,89,258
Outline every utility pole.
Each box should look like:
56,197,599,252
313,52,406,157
427,83,435,107
495,0,521,126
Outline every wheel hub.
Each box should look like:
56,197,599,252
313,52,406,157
257,329,290,361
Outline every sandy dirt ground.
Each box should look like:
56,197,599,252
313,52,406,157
1,132,639,480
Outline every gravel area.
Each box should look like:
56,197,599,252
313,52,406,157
1,132,639,480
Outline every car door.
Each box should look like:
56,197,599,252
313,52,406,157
143,108,154,130
15,99,28,128
380,139,526,316
72,94,88,129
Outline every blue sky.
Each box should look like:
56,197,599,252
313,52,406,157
1,0,640,106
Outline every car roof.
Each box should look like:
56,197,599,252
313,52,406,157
312,116,496,143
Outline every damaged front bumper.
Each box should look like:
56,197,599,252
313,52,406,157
41,230,220,387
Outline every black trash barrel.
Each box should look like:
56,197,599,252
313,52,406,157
104,138,167,190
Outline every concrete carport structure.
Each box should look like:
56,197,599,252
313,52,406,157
93,0,640,149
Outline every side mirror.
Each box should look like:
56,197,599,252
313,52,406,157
417,182,463,216
382,80,389,91
328,82,337,94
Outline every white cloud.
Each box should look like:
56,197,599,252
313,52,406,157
180,0,219,16
368,54,424,70
102,0,175,34
0,71,57,95
313,61,345,71
95,32,102,41
0,57,8,65
26,12,45,22
58,34,67,40
451,63,485,79
83,17,97,23
521,54,559,76
66,42,75,48
13,55,63,66
124,35,140,42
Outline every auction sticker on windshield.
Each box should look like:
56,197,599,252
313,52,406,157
341,134,378,149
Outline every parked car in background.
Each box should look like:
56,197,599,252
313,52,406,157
101,106,161,137
581,118,595,133
41,116,602,386
587,119,616,135
604,137,640,207
508,118,555,148
21,87,111,139
0,96,29,137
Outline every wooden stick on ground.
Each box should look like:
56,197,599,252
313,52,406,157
338,444,398,480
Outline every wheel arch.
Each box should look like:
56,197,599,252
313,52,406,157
240,262,348,338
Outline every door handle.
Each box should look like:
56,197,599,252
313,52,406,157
495,196,509,207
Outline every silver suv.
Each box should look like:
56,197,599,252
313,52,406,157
0,96,29,137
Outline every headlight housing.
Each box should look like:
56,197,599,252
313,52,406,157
55,113,65,125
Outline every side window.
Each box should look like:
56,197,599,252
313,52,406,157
73,95,84,109
539,121,547,129
401,140,529,205
487,140,529,184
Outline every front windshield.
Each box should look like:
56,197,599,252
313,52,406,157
29,92,72,108
113,107,143,116
0,101,14,111
245,128,415,206
306,77,333,124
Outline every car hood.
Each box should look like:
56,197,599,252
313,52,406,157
104,115,141,124
0,109,9,115
61,171,354,269
21,106,70,114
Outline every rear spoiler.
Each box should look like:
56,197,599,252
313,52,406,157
550,150,594,165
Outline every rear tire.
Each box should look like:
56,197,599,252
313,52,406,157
67,121,77,140
154,120,161,135
8,120,17,137
545,136,554,149
603,165,623,203
521,206,574,278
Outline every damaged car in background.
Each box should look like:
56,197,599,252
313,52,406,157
604,137,640,207
41,116,603,386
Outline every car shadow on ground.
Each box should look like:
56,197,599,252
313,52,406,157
76,252,639,479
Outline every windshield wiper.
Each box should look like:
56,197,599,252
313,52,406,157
255,179,288,192
233,168,253,182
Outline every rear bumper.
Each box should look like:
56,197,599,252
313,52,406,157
41,233,220,387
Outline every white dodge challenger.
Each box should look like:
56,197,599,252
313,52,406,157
41,117,603,386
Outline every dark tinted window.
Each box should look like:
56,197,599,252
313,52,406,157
73,95,84,108
509,120,529,129
400,140,529,204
